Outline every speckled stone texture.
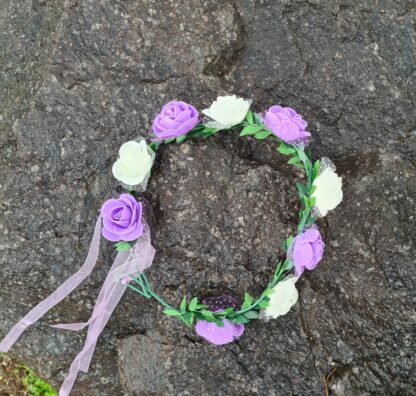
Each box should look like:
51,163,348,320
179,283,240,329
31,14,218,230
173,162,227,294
0,0,415,395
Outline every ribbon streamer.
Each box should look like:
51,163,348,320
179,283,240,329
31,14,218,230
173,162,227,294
0,216,103,352
0,216,155,396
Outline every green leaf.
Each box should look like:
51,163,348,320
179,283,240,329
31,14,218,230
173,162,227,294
163,309,182,316
278,143,296,155
180,312,194,326
180,296,187,311
245,292,253,305
230,314,250,324
188,127,205,138
288,156,301,165
292,163,305,170
259,300,270,309
240,125,263,136
188,312,195,326
201,310,216,322
196,303,209,310
215,319,225,328
313,159,320,179
262,288,275,297
286,235,294,248
296,148,313,175
241,292,254,309
201,127,217,137
273,261,283,276
176,135,187,144
296,183,308,196
254,130,271,140
182,312,194,326
114,241,134,251
189,123,205,131
164,137,176,144
305,215,317,226
223,306,235,315
148,141,161,151
244,310,259,319
188,297,198,312
245,110,254,124
253,112,263,125
216,310,228,316
215,307,235,317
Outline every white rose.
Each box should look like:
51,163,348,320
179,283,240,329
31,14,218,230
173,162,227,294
311,167,343,217
202,95,251,129
264,276,299,319
112,140,154,187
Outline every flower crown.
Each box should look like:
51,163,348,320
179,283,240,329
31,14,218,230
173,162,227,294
0,95,343,395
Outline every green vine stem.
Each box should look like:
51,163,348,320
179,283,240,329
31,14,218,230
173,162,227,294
126,110,319,326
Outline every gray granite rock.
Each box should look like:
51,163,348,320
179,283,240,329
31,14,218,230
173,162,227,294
0,0,415,395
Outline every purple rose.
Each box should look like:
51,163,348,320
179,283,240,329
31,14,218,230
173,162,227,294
264,105,311,144
291,227,324,276
152,101,199,140
195,296,244,345
101,194,144,242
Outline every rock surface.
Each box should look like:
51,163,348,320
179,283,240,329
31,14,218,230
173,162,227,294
0,0,415,395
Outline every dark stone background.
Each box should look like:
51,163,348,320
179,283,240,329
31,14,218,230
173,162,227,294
0,0,415,395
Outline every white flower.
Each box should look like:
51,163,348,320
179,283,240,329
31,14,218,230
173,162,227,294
311,167,343,217
112,140,154,187
202,95,251,129
264,276,299,319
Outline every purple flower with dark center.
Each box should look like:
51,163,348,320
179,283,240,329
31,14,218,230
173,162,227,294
290,227,324,276
264,105,311,144
152,101,199,140
100,194,144,242
195,295,244,345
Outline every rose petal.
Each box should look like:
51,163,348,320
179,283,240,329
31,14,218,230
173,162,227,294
286,107,298,116
102,226,122,242
174,117,199,134
159,116,180,129
293,241,314,270
265,112,282,134
195,319,244,345
101,194,144,242
175,109,192,123
310,242,324,269
280,120,301,141
269,105,284,113
292,117,308,130
173,101,189,116
119,223,144,241
280,107,292,118
301,228,321,243
101,199,123,218
265,277,299,318
202,95,250,127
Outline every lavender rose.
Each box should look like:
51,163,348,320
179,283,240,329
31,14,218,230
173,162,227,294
195,296,244,345
290,227,324,275
101,194,144,242
264,105,311,144
152,101,199,140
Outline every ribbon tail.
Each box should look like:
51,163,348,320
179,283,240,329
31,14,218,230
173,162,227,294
58,282,124,396
0,216,102,353
58,224,155,396
51,323,89,331
58,250,130,396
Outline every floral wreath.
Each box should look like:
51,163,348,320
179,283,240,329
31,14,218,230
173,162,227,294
0,95,343,395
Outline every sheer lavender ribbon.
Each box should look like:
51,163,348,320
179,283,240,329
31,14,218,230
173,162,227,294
0,216,155,396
